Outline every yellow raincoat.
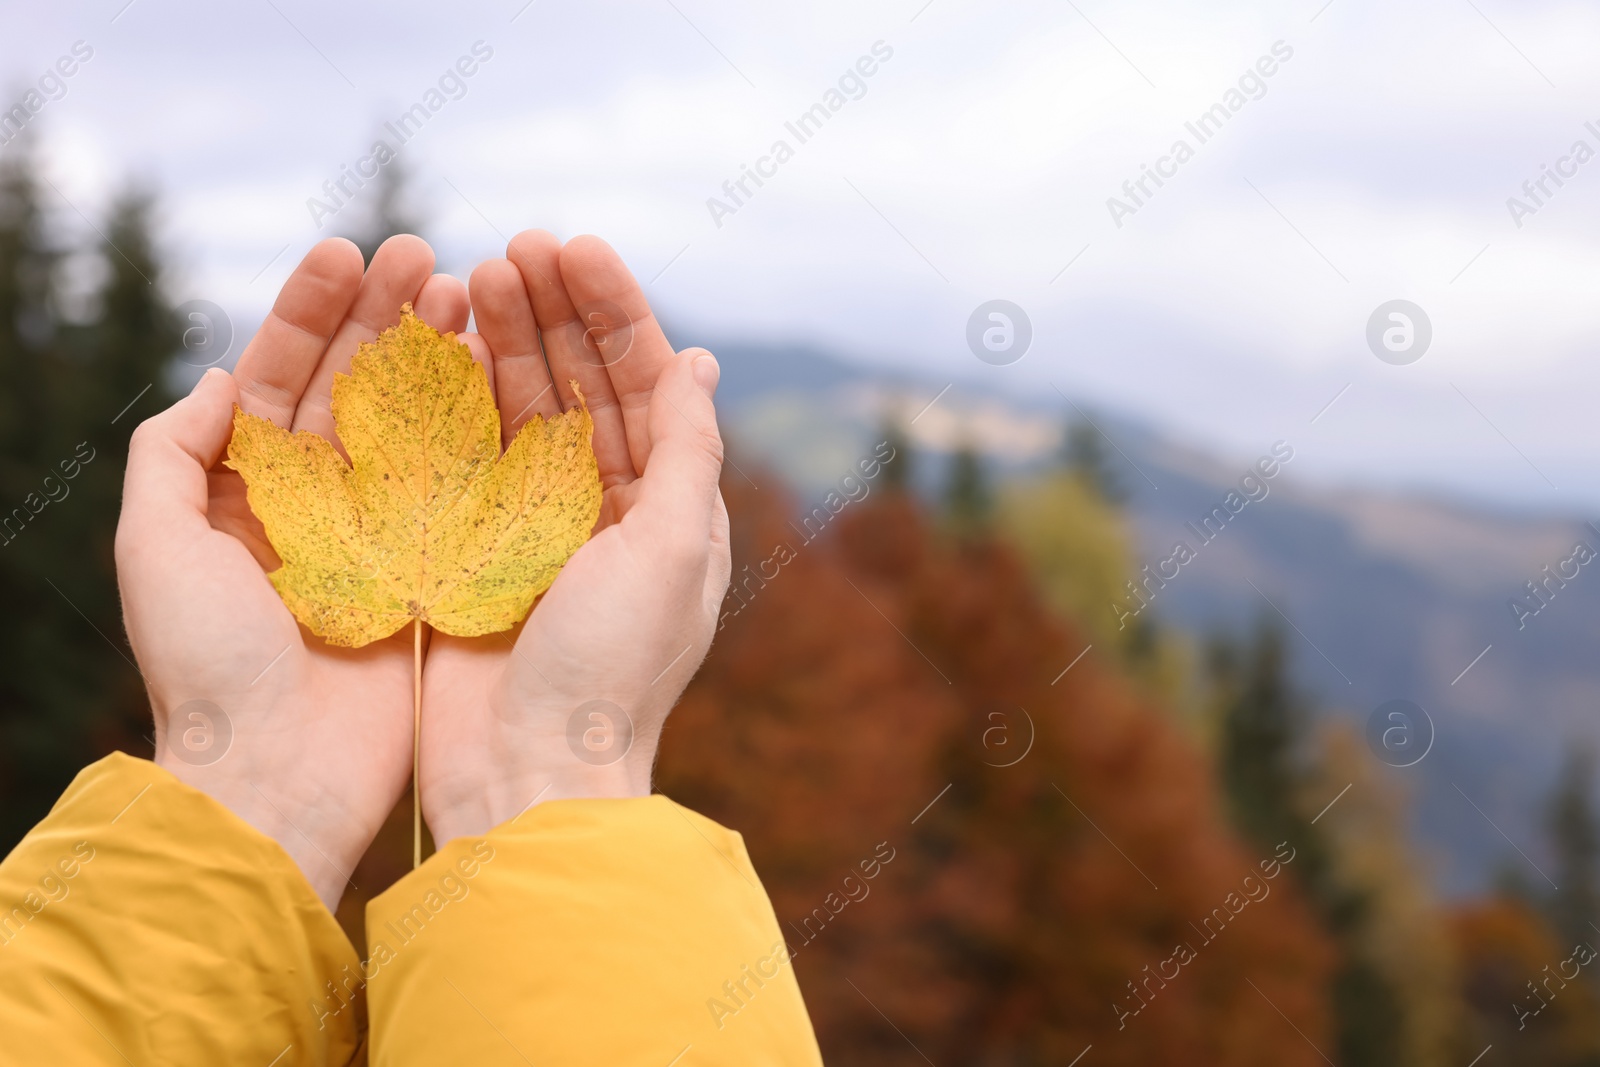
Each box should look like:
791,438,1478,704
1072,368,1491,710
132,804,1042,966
0,754,824,1065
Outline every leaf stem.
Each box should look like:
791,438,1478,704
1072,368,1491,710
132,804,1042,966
413,616,422,869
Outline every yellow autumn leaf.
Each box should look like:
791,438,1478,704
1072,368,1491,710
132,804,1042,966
225,304,602,648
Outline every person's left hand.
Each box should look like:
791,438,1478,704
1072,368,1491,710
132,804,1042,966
116,236,470,908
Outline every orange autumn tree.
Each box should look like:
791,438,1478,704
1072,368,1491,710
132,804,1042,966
1450,899,1600,1065
658,474,1336,1065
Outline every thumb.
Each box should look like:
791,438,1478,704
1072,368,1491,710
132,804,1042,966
118,369,240,543
635,349,724,538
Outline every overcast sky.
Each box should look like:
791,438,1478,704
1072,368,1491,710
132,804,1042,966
9,0,1600,512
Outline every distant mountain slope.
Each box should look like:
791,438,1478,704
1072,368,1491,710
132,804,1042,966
707,337,1596,895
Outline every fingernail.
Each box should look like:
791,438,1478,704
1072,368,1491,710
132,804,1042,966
692,354,720,397
192,367,222,394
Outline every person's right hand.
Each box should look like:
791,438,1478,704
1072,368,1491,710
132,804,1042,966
115,236,469,909
418,232,732,846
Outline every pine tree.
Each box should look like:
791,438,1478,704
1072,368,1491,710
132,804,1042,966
0,152,178,851
1216,623,1313,853
1063,418,1123,504
878,417,912,492
63,185,180,738
1308,725,1463,1067
943,441,990,536
344,151,424,265
1547,745,1600,955
0,142,66,847
1214,621,1405,1065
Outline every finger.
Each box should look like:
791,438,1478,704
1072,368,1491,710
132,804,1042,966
292,234,436,440
632,349,723,545
413,273,470,337
469,257,558,446
506,230,632,487
232,239,364,428
119,369,240,543
559,234,679,477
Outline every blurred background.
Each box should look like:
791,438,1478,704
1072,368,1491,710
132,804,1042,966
6,0,1600,1063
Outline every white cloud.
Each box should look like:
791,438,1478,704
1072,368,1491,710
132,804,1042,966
7,0,1600,508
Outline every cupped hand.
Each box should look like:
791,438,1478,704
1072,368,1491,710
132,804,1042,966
419,232,731,846
115,236,470,908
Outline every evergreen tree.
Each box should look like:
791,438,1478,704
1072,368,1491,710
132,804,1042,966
878,417,912,492
1215,623,1313,853
1546,745,1600,954
344,151,424,265
1214,620,1404,1065
65,185,179,736
1309,726,1463,1067
0,151,178,851
0,141,56,488
943,441,990,536
1063,418,1123,504
0,143,64,847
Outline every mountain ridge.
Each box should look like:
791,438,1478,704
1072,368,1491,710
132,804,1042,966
704,334,1598,895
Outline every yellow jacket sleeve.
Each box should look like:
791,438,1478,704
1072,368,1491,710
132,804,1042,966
365,795,824,1067
0,753,364,1066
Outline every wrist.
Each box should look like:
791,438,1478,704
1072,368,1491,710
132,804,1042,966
426,741,654,847
154,750,365,910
